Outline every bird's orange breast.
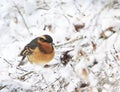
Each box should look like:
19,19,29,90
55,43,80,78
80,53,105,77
27,46,55,64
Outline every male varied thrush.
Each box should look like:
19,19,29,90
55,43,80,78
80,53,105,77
19,35,55,65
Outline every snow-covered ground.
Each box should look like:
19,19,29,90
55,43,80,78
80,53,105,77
0,0,120,92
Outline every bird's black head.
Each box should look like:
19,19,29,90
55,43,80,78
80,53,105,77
39,35,53,43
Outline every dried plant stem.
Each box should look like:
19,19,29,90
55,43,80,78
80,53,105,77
12,1,31,35
18,71,34,81
0,57,12,67
55,36,83,48
0,85,7,90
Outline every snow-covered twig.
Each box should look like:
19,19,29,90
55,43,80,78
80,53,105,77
18,71,34,81
0,57,12,67
0,85,7,90
12,1,31,35
55,36,83,48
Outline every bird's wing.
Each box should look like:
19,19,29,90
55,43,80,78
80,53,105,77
18,38,39,66
19,38,39,59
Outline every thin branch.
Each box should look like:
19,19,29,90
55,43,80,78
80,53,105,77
40,76,62,91
12,1,31,35
59,6,71,24
18,71,34,81
113,44,118,53
16,67,28,72
85,1,115,30
0,57,13,67
0,85,7,90
55,36,83,48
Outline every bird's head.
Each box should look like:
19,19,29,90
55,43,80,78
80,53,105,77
39,35,54,44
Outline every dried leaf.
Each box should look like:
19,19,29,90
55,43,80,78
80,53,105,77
82,68,88,79
116,54,120,60
80,83,88,88
79,50,86,56
93,60,98,65
18,71,33,81
60,50,73,65
91,41,97,51
74,87,79,92
44,64,51,68
86,55,90,61
18,76,25,81
65,37,70,41
106,27,115,33
64,82,69,87
100,31,107,39
74,24,85,32
51,85,55,91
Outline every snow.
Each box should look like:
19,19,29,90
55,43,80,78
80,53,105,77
0,0,120,92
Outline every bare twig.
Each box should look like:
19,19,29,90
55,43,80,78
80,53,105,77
12,1,31,35
50,76,62,87
87,2,113,29
0,85,7,90
55,36,83,48
44,63,60,68
40,76,62,91
113,44,117,53
16,67,28,72
18,71,34,81
0,57,13,67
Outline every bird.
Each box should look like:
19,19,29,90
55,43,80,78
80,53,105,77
19,35,55,66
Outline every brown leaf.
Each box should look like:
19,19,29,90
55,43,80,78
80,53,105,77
18,76,25,81
100,31,107,39
82,68,88,79
116,54,120,60
74,24,85,32
86,55,90,61
79,50,86,56
80,83,89,88
106,27,115,33
93,60,98,65
74,88,79,92
65,37,70,41
91,41,97,51
44,64,51,68
60,50,73,65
